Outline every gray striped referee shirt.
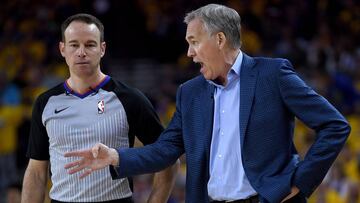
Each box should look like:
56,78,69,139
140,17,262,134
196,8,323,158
27,76,164,202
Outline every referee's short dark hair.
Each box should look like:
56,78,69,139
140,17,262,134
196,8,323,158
61,13,104,42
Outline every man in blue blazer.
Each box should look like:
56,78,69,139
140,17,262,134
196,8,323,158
64,4,350,203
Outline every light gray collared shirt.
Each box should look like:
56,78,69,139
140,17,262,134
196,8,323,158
207,51,257,201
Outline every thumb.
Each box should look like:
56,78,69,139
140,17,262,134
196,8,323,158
91,143,100,158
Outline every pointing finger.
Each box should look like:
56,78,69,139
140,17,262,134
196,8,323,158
64,150,89,158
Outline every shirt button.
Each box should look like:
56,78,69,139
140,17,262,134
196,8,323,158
221,131,224,135
218,154,222,158
222,110,225,113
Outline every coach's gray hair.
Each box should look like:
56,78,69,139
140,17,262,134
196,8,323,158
184,4,241,49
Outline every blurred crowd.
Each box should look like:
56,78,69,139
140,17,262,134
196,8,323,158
0,0,359,202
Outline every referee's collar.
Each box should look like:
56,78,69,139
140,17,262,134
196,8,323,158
64,75,111,99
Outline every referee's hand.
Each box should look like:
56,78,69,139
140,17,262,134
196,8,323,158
64,143,119,178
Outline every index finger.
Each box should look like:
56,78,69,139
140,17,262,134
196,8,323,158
64,149,89,158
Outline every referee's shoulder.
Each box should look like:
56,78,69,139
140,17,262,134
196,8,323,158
111,78,149,103
34,83,64,104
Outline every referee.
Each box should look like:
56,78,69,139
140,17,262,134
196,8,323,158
21,13,179,203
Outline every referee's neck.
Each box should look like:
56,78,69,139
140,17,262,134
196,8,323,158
67,71,106,94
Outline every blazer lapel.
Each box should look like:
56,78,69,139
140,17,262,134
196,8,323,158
203,83,215,158
200,82,215,183
240,54,258,148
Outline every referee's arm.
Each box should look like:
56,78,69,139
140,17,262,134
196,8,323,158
22,159,49,203
131,89,180,203
147,159,180,203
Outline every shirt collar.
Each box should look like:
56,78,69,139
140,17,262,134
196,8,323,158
207,50,243,87
231,50,243,76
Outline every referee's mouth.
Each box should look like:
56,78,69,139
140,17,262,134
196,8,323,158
75,62,90,65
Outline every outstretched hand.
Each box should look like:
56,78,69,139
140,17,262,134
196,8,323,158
64,143,119,178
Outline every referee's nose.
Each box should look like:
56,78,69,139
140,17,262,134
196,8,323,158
77,45,87,57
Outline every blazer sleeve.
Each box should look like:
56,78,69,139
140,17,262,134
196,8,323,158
110,85,185,178
277,60,351,197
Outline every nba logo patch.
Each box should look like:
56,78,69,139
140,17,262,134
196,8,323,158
98,100,105,114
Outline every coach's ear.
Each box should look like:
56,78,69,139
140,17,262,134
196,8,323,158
216,32,226,50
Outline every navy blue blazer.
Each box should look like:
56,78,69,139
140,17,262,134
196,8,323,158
112,54,350,203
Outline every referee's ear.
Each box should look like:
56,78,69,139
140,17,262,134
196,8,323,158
59,41,65,57
100,41,106,58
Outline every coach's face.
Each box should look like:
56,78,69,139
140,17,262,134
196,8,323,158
59,21,106,78
186,18,224,82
